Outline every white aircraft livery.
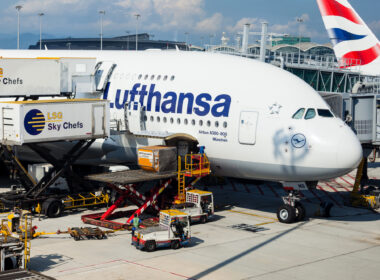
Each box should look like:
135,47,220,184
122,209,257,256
0,50,362,184
317,0,380,76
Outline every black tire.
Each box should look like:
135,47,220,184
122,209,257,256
4,258,14,270
171,240,180,250
295,202,306,221
145,240,156,252
74,235,80,241
42,198,63,218
200,215,207,224
277,204,296,224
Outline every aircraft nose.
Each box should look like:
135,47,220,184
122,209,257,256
336,129,362,170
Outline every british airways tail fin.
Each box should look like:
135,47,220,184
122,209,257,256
317,0,380,76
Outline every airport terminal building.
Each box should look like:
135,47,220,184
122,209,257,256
29,33,187,51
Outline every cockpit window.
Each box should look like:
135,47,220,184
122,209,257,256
305,109,316,120
318,109,334,118
292,108,305,119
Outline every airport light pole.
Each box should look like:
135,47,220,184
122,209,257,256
99,10,105,50
38,13,44,50
200,36,204,48
297,17,303,64
184,32,189,51
209,34,214,47
134,14,141,51
16,5,22,49
125,30,130,50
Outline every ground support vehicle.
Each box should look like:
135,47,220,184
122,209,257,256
171,189,214,223
350,157,380,209
68,227,108,241
0,209,32,271
82,169,177,229
132,209,190,252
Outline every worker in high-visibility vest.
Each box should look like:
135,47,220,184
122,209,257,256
131,215,141,238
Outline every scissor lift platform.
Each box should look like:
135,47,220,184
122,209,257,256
83,169,177,229
86,169,177,185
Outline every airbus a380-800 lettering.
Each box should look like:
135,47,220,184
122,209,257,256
0,49,362,223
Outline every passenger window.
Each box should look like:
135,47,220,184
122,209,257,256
144,74,149,80
163,75,168,81
170,75,175,81
170,117,174,124
191,119,195,125
150,116,154,122
184,119,188,125
215,121,219,128
157,116,160,122
199,120,203,126
157,75,161,80
207,120,211,127
305,109,316,120
138,74,142,80
177,118,181,124
163,117,167,123
318,109,334,118
151,75,155,80
223,121,227,128
292,108,305,119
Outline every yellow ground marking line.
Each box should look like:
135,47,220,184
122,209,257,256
227,209,278,222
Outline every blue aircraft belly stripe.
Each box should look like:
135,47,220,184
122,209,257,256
327,28,367,45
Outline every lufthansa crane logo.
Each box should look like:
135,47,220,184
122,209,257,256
291,133,306,149
24,109,45,135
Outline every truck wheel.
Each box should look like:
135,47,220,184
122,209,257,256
145,240,156,252
4,258,14,270
276,205,296,224
171,240,180,250
200,215,207,224
42,198,63,218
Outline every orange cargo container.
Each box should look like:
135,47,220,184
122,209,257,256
137,146,177,173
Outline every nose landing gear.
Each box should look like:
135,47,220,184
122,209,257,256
277,190,306,224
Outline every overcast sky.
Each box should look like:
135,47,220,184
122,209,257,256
1,0,380,48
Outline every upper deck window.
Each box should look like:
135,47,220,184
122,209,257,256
318,109,334,118
292,108,305,119
305,109,316,120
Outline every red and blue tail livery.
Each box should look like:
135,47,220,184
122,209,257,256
317,0,380,76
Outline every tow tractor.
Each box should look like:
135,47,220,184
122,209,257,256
172,189,214,223
132,209,191,252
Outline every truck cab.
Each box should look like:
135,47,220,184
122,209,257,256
172,189,214,223
132,210,191,252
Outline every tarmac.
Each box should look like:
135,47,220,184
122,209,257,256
24,165,380,280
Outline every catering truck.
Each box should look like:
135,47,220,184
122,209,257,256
0,99,109,145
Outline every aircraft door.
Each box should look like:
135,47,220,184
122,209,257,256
94,61,116,91
239,111,258,145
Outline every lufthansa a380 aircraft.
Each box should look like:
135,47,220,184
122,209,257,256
0,49,362,223
317,0,380,76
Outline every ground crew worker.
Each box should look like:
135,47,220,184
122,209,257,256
131,215,141,237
